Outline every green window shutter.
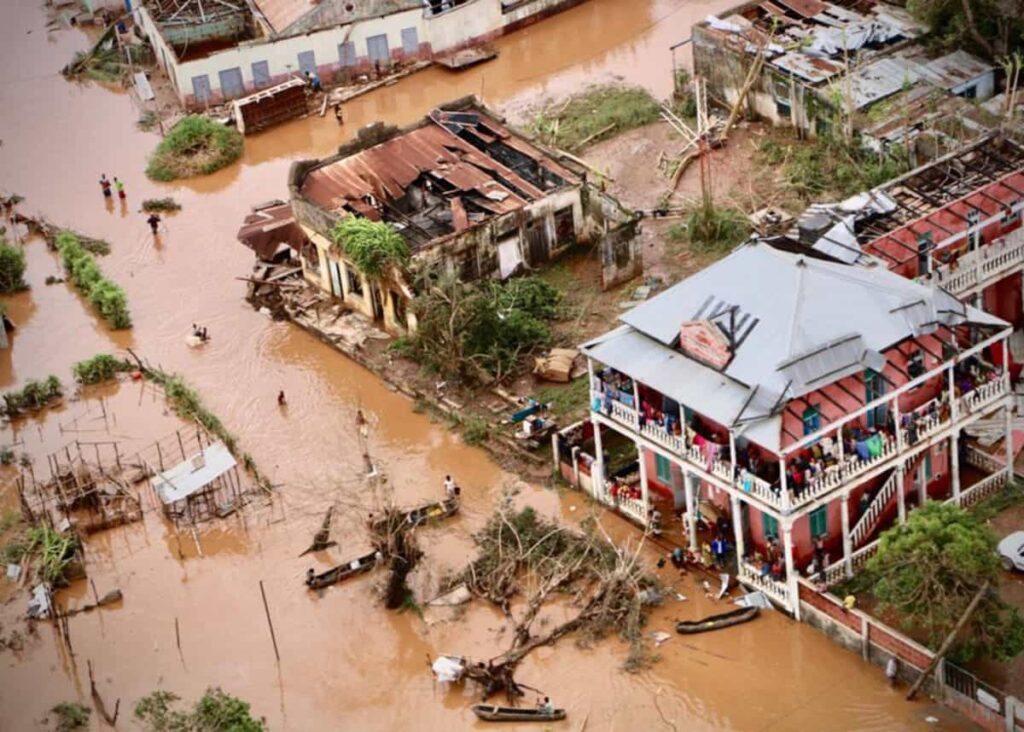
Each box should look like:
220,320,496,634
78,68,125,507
924,451,933,480
810,506,827,537
762,513,779,540
655,454,672,482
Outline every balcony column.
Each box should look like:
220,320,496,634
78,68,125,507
779,456,791,514
841,493,853,578
683,470,698,552
782,522,800,620
1006,403,1015,479
730,494,745,561
948,364,959,422
631,377,642,426
728,431,738,490
893,398,903,453
896,461,906,524
636,443,650,526
679,404,688,448
592,417,606,502
950,431,961,504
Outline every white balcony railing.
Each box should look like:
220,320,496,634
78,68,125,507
738,561,793,610
850,467,901,548
615,493,648,525
930,229,1024,297
594,376,1007,515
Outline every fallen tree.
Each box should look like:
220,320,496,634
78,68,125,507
445,503,660,700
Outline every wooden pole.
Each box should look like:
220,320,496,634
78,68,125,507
259,580,280,662
906,581,990,700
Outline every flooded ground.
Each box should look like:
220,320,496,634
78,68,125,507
0,0,971,728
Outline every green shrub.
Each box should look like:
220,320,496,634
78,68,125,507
331,217,409,279
1,375,62,417
73,354,134,385
463,416,489,445
684,204,750,254
0,240,27,293
145,115,244,182
135,688,264,731
141,197,181,212
50,702,90,731
55,233,131,329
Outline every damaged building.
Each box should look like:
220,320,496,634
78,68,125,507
274,97,638,333
692,0,997,155
136,0,588,109
795,134,1024,337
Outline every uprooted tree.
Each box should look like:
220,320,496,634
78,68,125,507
368,505,424,610
445,503,660,699
863,501,1024,663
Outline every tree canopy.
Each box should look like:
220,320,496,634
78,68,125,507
400,273,560,382
0,238,28,293
865,501,1024,662
330,217,409,279
907,0,1024,58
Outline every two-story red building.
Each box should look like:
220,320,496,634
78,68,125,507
560,240,1013,617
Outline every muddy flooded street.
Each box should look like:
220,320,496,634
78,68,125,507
0,0,970,729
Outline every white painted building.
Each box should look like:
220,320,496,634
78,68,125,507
136,0,586,109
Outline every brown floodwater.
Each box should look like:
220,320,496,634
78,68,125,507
0,0,969,729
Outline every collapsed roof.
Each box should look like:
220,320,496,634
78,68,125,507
799,135,1024,265
298,102,579,248
583,241,1006,452
251,0,421,37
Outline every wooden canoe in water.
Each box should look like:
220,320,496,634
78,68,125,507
471,705,567,722
675,606,759,634
305,550,380,590
371,497,459,532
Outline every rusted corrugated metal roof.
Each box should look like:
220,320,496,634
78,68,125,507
253,0,419,35
237,203,307,260
773,0,827,19
301,107,579,226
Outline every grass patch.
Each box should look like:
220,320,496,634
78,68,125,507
536,377,590,422
145,116,244,182
56,233,130,328
141,197,182,212
757,134,911,203
1,376,62,418
972,480,1024,521
530,84,662,151
72,354,134,385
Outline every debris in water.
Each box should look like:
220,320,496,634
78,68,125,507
428,584,472,607
651,631,671,646
734,591,772,609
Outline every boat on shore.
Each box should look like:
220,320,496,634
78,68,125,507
675,606,759,634
471,704,566,722
305,550,380,590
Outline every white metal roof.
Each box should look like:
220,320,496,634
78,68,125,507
152,442,236,504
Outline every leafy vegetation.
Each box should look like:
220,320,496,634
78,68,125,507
135,688,265,731
907,0,1024,58
0,239,28,292
141,197,182,212
56,233,131,328
146,116,244,182
462,416,490,445
757,135,911,203
530,84,662,151
683,204,750,255
406,274,561,381
330,217,409,279
73,354,134,385
863,501,1024,663
1,376,62,417
49,702,90,731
